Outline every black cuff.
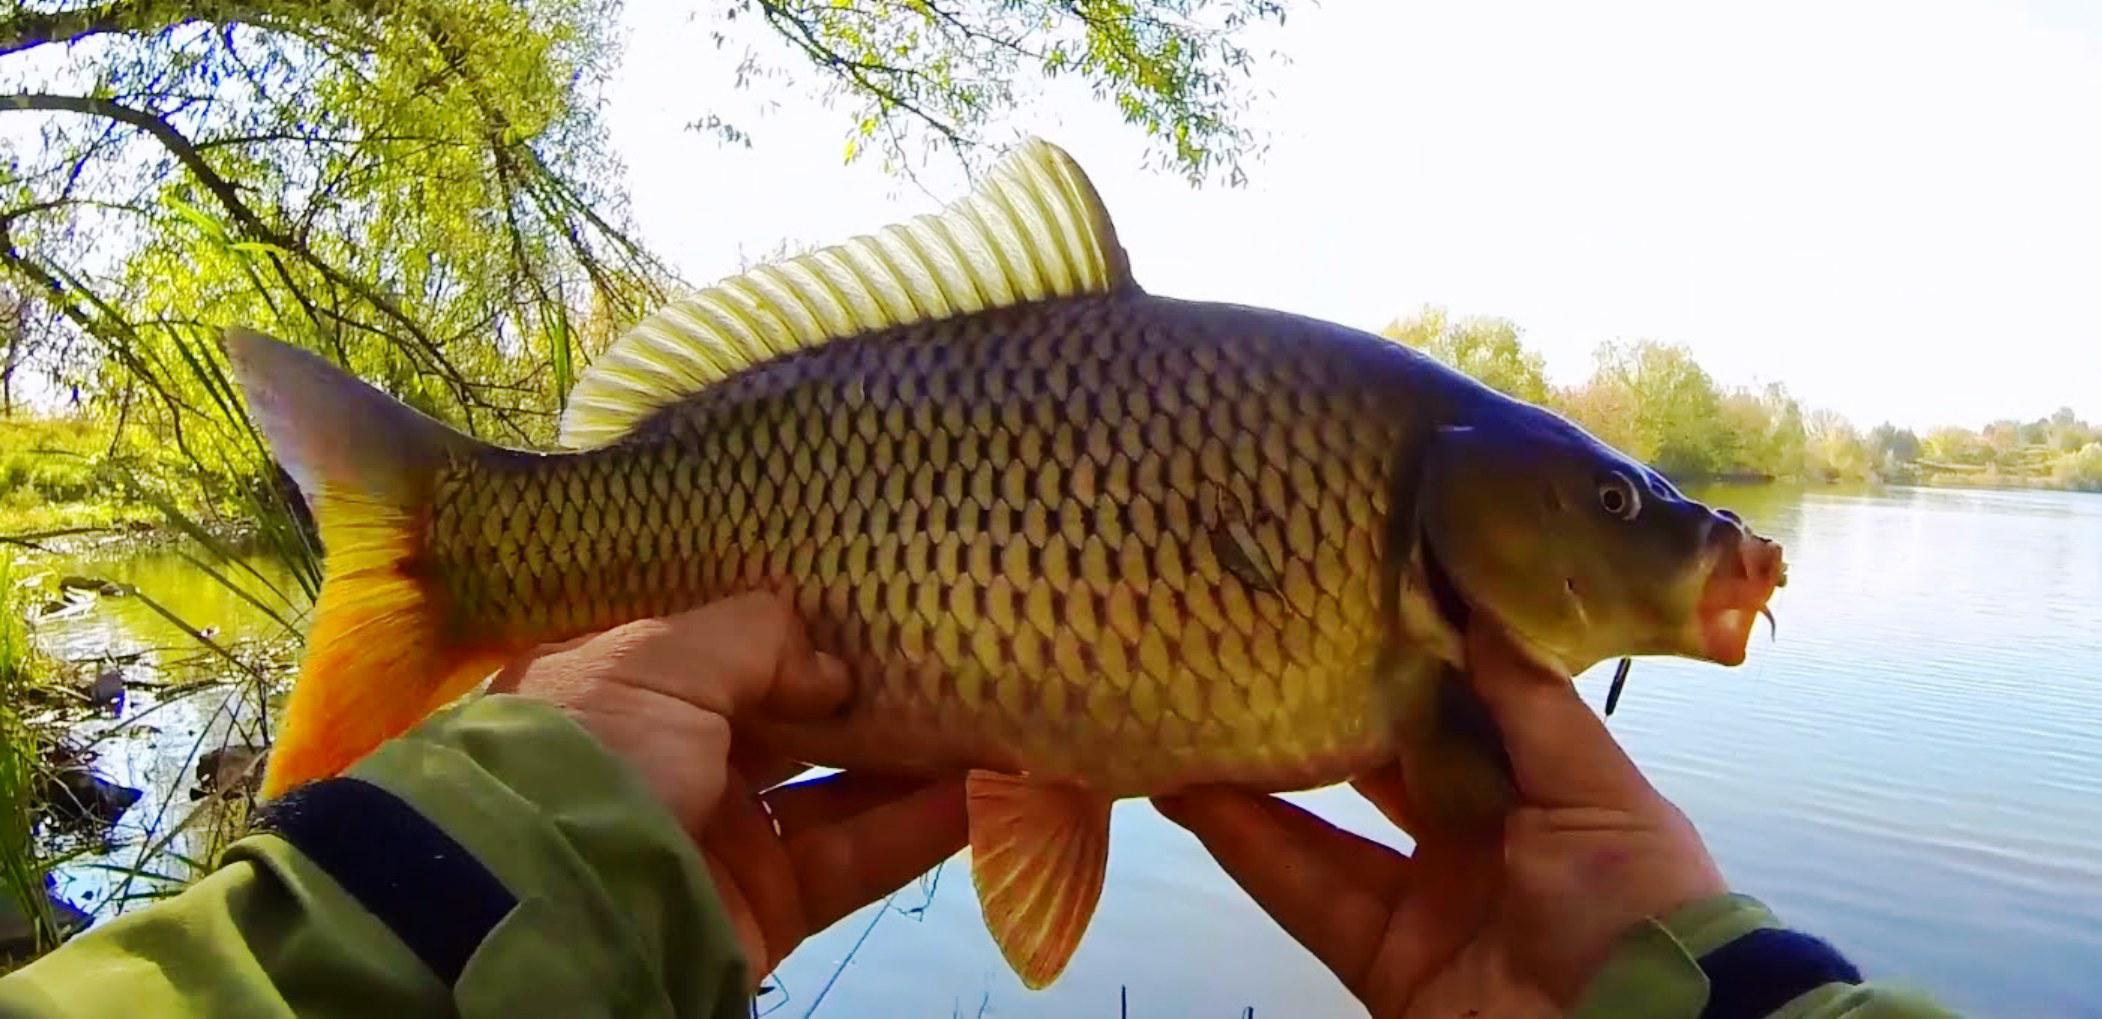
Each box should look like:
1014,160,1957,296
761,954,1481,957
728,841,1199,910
255,776,517,986
1698,926,1862,1019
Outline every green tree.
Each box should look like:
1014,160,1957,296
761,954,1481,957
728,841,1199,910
2055,442,2102,492
0,0,1290,509
1380,305,1550,405
1578,339,1729,479
1866,423,1921,463
1982,419,2023,461
1552,376,1642,459
1711,382,1807,479
1804,409,1872,482
715,0,1290,184
1922,426,1990,466
2045,407,2095,454
1866,422,1921,483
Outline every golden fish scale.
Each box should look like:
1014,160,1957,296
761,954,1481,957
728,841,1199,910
427,296,1422,795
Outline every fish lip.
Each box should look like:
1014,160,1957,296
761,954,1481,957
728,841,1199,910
1692,530,1786,665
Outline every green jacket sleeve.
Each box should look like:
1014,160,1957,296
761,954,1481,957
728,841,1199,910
1575,892,1961,1018
0,695,750,1019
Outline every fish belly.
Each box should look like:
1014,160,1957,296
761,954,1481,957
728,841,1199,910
427,295,1430,797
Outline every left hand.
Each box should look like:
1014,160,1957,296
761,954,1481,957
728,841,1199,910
488,591,969,984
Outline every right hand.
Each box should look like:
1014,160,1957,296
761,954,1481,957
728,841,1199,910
1154,617,1728,1017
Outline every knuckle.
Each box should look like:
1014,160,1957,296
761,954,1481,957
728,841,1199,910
725,591,802,676
744,589,802,641
597,618,668,669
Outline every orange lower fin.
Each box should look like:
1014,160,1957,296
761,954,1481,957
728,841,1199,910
966,769,1113,989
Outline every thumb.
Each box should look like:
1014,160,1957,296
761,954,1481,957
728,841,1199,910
1463,616,1654,810
584,591,854,720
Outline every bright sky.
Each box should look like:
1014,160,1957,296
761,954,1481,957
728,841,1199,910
601,0,2102,433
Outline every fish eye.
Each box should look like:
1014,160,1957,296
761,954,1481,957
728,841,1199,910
1597,472,1641,521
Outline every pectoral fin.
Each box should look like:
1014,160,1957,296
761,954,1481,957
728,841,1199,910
965,769,1113,988
1397,666,1516,837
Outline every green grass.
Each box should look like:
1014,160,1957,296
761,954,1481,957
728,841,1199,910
1,558,64,967
0,416,164,536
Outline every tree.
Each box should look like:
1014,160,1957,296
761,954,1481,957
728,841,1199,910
2045,407,2095,454
1575,339,1729,479
1380,305,1550,406
1922,426,1990,466
713,0,1290,184
0,0,1289,498
1804,409,1872,482
2055,442,2102,492
1867,423,1921,464
2,0,676,463
1866,422,1921,483
0,281,65,416
1982,419,2023,460
1709,382,1808,480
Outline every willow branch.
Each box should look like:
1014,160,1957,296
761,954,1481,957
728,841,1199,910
0,91,481,425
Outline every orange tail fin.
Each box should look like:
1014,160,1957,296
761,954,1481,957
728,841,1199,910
224,328,507,800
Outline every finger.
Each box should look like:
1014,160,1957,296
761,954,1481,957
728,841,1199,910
763,771,939,839
1463,617,1653,808
1153,787,1408,989
610,591,852,719
1156,787,1411,907
782,778,968,933
700,770,804,969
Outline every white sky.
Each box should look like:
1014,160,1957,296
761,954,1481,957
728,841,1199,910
601,0,2102,433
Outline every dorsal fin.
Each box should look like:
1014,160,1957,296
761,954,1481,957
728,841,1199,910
556,136,1136,449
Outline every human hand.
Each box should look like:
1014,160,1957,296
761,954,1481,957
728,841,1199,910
1154,617,1726,1017
487,591,968,985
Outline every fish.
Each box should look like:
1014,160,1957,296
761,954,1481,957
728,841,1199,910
221,137,1787,990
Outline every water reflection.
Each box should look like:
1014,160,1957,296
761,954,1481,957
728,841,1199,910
22,547,299,915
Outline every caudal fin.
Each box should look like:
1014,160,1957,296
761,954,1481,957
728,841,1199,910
224,328,506,799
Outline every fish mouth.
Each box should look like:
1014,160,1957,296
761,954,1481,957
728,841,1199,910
1693,528,1786,665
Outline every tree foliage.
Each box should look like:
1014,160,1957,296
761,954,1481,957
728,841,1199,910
1381,307,2100,492
1568,339,1730,479
2,0,670,466
710,0,1289,184
0,0,1291,530
1380,306,1549,405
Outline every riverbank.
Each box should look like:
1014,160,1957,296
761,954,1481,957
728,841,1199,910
1,416,278,562
2,535,296,972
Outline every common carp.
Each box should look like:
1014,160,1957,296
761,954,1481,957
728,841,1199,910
223,137,1786,988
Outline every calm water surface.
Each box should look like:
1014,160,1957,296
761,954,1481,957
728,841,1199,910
24,485,2102,1016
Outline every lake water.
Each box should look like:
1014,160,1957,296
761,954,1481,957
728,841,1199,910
22,485,2102,1016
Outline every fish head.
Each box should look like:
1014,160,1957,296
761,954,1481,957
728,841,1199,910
1416,398,1786,675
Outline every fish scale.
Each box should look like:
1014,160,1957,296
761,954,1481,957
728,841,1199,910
426,296,1419,795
